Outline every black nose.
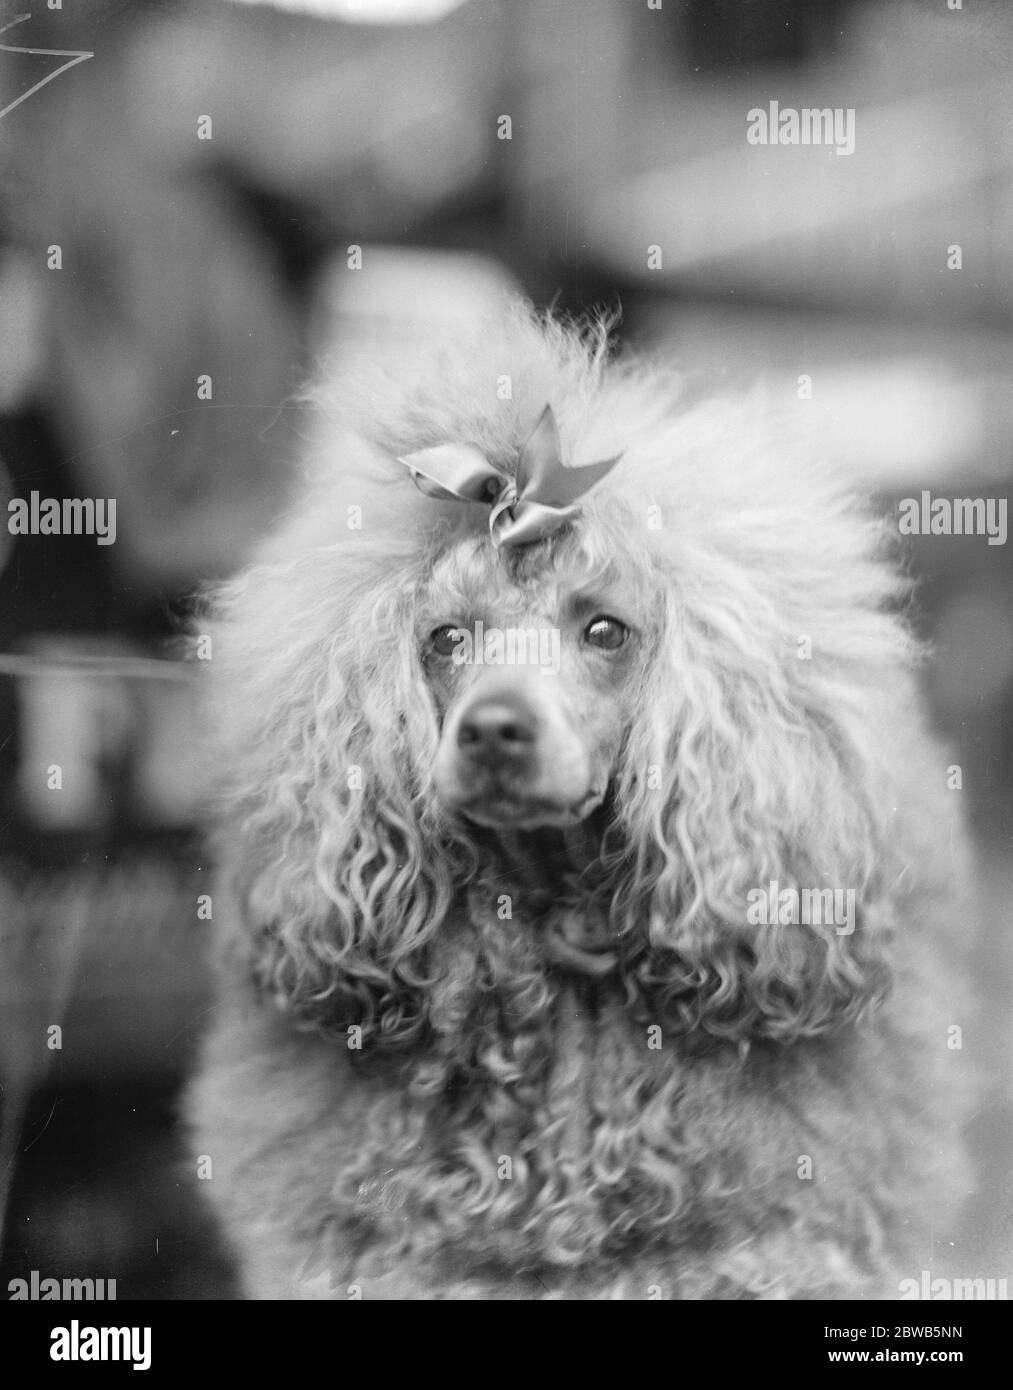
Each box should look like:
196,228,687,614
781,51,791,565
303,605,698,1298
457,698,537,764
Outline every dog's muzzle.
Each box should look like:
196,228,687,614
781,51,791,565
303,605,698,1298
435,681,601,829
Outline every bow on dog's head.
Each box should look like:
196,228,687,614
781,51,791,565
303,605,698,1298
398,405,622,549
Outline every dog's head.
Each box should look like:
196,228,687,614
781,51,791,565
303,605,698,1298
424,536,647,832
208,313,923,1053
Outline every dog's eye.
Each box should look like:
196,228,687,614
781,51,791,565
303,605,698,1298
583,616,629,651
429,625,465,657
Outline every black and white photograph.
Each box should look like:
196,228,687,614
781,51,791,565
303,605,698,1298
0,0,1010,1349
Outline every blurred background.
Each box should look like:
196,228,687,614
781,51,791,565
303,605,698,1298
0,0,1010,1298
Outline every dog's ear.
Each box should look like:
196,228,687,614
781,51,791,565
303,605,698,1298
204,550,458,1045
611,583,911,1043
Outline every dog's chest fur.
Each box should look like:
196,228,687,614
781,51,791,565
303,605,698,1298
320,896,803,1283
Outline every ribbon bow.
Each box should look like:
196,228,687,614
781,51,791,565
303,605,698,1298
396,405,621,549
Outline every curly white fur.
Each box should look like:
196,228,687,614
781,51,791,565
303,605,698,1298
187,306,972,1299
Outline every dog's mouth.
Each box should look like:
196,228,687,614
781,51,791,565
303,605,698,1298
454,786,605,830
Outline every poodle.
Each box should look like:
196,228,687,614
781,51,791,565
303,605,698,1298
187,308,972,1299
